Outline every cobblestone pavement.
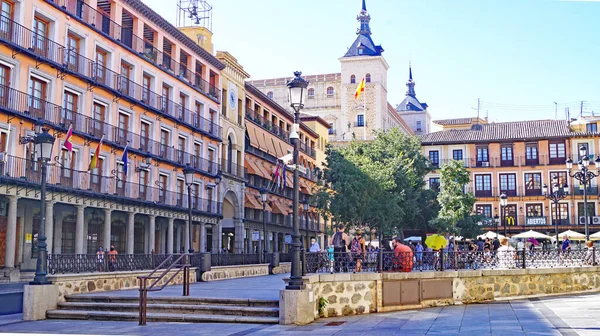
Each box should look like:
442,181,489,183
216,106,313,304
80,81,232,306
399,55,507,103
1,292,599,335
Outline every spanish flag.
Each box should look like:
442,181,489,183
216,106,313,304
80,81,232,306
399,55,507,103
354,77,365,100
62,125,73,152
88,136,104,171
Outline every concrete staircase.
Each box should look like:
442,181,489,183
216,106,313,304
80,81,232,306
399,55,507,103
47,294,280,324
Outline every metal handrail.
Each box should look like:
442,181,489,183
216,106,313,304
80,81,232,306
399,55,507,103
138,253,191,325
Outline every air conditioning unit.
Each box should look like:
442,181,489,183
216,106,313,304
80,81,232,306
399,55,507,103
593,216,600,225
481,162,490,167
579,216,590,225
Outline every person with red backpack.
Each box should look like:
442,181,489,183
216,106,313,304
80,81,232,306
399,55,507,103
351,229,367,272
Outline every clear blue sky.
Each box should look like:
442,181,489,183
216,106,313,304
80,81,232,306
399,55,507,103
144,0,600,122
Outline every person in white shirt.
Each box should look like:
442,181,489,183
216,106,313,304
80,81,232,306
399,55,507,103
496,238,516,269
309,238,321,252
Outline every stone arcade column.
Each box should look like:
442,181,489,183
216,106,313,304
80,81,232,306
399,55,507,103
200,223,206,253
4,196,18,268
74,205,86,254
234,219,244,254
44,201,55,254
274,232,279,252
183,219,190,253
167,217,174,254
212,223,221,253
53,210,63,254
149,215,156,254
175,224,182,253
103,209,112,251
126,212,135,254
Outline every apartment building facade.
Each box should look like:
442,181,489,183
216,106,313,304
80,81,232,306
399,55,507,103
0,0,224,274
421,119,600,235
244,83,324,253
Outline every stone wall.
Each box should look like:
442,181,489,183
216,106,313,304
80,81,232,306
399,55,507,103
291,266,600,323
200,264,269,281
48,269,196,301
271,262,291,275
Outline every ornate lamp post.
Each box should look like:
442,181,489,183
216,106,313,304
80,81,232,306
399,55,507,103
286,71,309,290
259,187,268,263
499,193,508,237
542,175,570,247
566,146,600,240
183,165,195,253
303,199,310,249
31,128,55,285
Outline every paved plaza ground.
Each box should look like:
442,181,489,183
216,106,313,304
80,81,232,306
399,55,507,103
0,275,598,335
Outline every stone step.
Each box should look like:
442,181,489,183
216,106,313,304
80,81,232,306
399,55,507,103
64,294,279,308
57,301,279,317
46,309,280,324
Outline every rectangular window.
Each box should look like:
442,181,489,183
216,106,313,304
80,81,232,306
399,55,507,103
587,123,597,133
356,115,364,127
118,113,129,142
142,74,151,104
162,84,171,112
160,129,169,157
526,204,543,218
94,48,107,84
428,151,439,167
158,174,168,203
416,121,422,132
139,121,150,152
32,16,49,55
476,147,489,167
549,141,566,164
475,174,492,197
499,173,516,196
193,142,202,168
28,76,47,115
59,149,76,184
429,177,440,191
0,1,14,35
177,136,186,164
551,203,569,225
208,148,215,174
476,205,492,219
62,90,78,123
549,171,567,187
503,204,518,226
578,143,589,160
120,62,131,95
176,178,184,206
525,143,538,165
500,146,514,166
66,33,80,70
578,202,595,220
452,149,463,161
525,172,542,196
179,93,187,120
139,170,148,200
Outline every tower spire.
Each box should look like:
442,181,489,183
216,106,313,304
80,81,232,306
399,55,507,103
406,64,416,97
357,0,371,35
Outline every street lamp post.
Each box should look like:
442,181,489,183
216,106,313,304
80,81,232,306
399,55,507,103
566,146,600,241
542,175,570,247
259,188,268,264
302,199,309,276
499,193,508,237
183,166,195,254
31,128,56,285
286,71,309,290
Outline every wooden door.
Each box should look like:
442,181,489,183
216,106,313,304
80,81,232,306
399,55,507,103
0,64,10,106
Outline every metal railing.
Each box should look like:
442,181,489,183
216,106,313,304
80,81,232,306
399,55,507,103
304,249,598,274
0,84,219,175
47,0,221,103
48,253,179,274
210,253,261,266
429,156,561,169
220,159,246,179
0,14,221,139
1,155,222,215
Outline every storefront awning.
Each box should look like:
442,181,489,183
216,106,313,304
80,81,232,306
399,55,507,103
245,123,262,149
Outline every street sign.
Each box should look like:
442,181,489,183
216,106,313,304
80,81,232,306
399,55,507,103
252,231,260,241
284,234,292,244
526,217,547,225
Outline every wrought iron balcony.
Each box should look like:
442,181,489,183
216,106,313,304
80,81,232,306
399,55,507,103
46,0,221,103
0,155,222,216
221,159,246,179
0,83,219,176
0,14,221,140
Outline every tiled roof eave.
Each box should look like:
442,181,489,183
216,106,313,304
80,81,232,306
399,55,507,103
420,135,571,146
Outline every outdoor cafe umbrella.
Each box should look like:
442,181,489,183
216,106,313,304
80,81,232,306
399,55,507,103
477,231,506,240
511,230,553,240
558,230,586,241
425,234,447,250
589,231,600,241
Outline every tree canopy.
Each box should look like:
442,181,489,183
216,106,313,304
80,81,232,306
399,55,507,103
315,128,436,236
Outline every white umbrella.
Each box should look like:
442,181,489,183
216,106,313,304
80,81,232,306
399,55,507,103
477,231,506,240
589,231,600,241
511,230,553,240
403,236,422,242
558,230,586,241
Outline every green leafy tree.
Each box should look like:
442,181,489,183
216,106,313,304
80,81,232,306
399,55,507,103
315,128,436,235
430,160,481,237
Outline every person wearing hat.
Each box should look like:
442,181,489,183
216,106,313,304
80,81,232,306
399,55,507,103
350,229,367,272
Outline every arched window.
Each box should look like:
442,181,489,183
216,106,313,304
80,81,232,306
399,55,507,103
366,73,371,83
308,88,315,98
327,87,334,96
350,74,356,84
267,91,273,99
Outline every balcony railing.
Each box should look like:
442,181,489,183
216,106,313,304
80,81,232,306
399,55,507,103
221,159,246,179
0,155,222,215
573,186,599,196
0,14,220,140
430,156,560,169
328,129,336,135
46,0,221,103
353,122,366,127
0,83,219,176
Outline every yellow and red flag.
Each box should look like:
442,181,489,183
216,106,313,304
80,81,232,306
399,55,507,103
88,136,104,171
62,125,73,152
354,77,365,100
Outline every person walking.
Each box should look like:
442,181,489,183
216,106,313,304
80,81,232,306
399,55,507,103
496,238,516,269
350,230,366,272
415,241,424,267
108,245,118,271
96,247,104,272
329,224,348,272
392,238,414,272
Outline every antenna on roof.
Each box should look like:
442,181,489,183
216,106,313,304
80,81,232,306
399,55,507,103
554,101,558,120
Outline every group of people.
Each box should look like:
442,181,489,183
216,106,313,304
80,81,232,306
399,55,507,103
95,245,119,272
